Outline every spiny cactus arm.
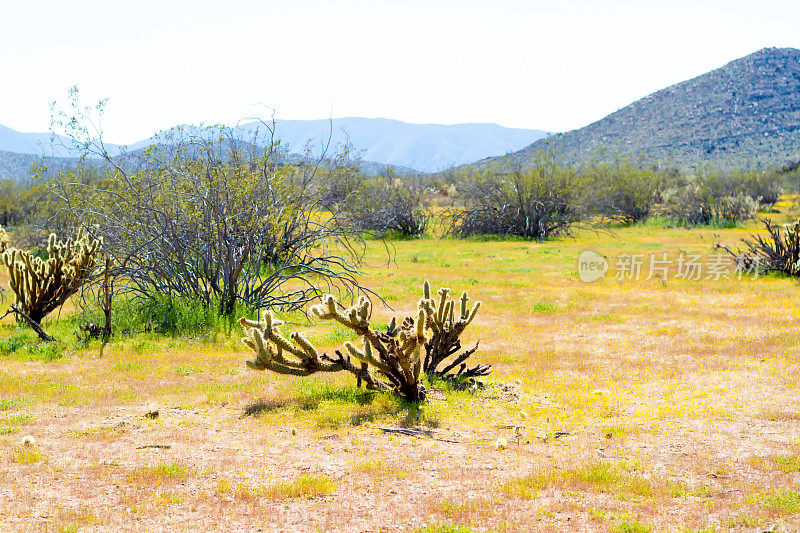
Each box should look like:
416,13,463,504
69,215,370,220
461,300,481,327
459,291,469,319
344,339,393,375
395,335,422,385
436,287,450,324
311,295,371,330
438,341,490,377
310,294,339,320
239,316,343,375
386,316,398,336
288,332,343,372
5,232,101,323
443,299,454,326
245,356,319,376
311,294,392,360
319,349,385,391
0,226,8,254
415,308,426,341
418,280,488,379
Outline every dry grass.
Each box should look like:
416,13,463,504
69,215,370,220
1,214,800,530
233,473,336,501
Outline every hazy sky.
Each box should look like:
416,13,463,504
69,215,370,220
3,0,800,143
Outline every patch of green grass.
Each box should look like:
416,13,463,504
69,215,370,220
0,335,26,355
3,414,34,424
0,413,35,434
726,515,762,528
27,343,64,362
354,459,409,479
236,474,335,501
175,364,202,376
761,489,800,513
601,424,639,439
311,327,358,345
500,461,655,499
270,473,335,499
590,313,623,323
114,362,147,371
0,335,64,362
530,302,558,313
12,447,46,464
127,462,188,484
768,455,800,473
295,382,367,406
417,525,477,533
614,518,653,533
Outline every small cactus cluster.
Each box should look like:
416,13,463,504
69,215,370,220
0,226,9,254
239,280,488,403
782,220,800,275
419,280,489,379
2,231,101,324
720,218,800,277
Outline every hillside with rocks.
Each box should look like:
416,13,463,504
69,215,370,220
483,47,800,170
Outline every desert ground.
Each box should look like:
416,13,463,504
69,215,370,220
1,211,800,532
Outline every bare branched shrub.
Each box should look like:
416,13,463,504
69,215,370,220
47,94,373,316
583,159,666,224
732,169,784,209
316,146,365,210
448,153,581,240
344,173,431,237
718,219,800,276
663,174,758,227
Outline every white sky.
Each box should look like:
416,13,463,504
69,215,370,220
2,0,800,143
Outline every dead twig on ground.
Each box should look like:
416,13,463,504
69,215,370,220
371,426,460,443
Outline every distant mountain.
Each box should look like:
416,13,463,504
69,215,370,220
234,118,546,173
0,119,547,180
481,47,800,171
0,124,75,158
128,118,547,173
0,150,80,181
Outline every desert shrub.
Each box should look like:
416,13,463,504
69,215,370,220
344,173,431,237
0,179,52,228
239,280,488,403
316,147,366,210
48,111,370,317
732,169,783,209
73,292,247,338
583,159,665,224
448,153,580,240
719,218,800,276
663,173,758,227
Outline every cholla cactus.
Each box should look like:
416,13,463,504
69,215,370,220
0,226,9,254
420,280,489,379
239,280,488,402
782,221,800,275
719,218,800,277
240,294,430,402
2,231,100,323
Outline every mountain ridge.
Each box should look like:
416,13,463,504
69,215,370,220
0,118,548,179
481,47,800,171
